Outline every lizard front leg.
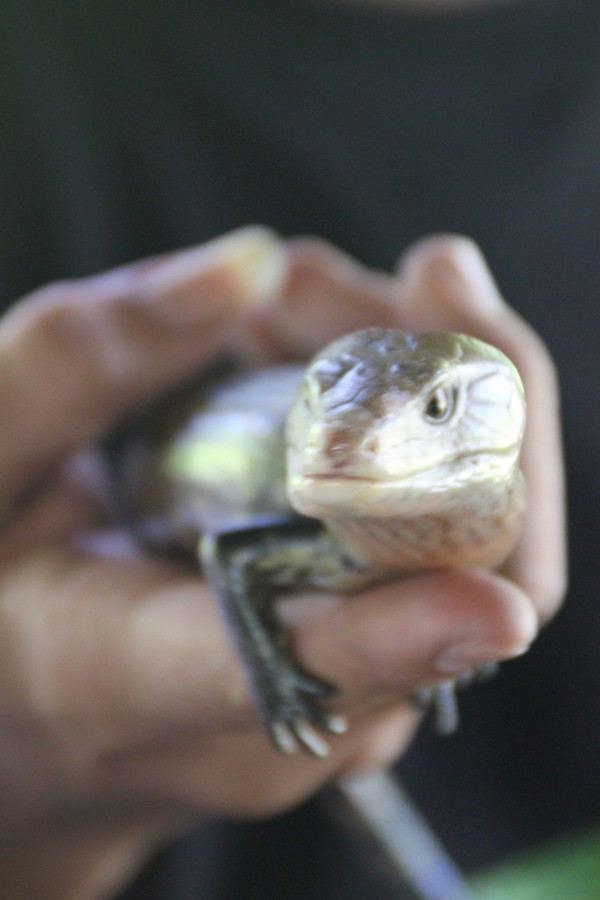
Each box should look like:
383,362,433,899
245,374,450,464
200,519,350,756
201,518,484,754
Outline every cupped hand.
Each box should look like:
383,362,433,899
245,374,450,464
0,228,564,899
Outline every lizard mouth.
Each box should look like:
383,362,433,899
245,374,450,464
301,442,522,485
304,472,375,482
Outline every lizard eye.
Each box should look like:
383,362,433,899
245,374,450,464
424,385,457,424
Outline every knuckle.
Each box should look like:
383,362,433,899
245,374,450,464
17,276,144,385
21,278,82,308
0,282,124,435
6,278,99,353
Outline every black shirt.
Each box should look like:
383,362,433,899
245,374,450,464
2,1,600,896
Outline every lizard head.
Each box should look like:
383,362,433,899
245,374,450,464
285,327,525,520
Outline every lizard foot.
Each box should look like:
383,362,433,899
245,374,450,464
413,662,501,734
259,664,347,757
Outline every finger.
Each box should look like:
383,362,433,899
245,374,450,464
0,548,251,738
338,703,415,775
285,569,538,705
0,541,415,780
99,702,417,819
249,237,404,358
0,461,109,567
0,541,533,752
395,235,567,621
0,545,532,820
0,227,286,518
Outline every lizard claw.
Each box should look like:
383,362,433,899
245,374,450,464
259,661,347,757
270,713,348,757
412,681,460,734
413,663,501,734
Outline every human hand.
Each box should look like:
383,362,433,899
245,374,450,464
0,229,564,899
260,231,564,746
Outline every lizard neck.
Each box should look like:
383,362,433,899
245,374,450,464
323,470,525,572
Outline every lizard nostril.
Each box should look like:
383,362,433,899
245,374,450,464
324,430,352,464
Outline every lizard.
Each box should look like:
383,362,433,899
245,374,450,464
115,325,525,898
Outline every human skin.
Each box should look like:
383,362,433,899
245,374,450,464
0,229,563,898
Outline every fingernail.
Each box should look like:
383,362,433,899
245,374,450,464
206,227,287,306
435,641,530,675
110,227,287,326
276,592,341,627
